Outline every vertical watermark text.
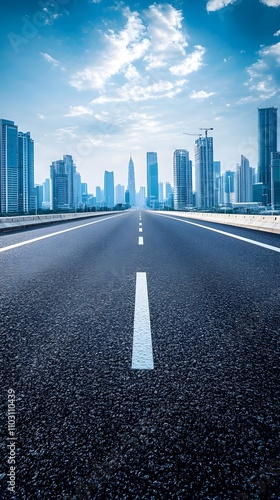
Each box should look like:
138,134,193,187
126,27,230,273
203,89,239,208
7,389,16,494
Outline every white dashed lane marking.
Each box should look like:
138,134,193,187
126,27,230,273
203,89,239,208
131,272,154,370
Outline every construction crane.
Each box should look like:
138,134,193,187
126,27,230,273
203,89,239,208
199,127,213,138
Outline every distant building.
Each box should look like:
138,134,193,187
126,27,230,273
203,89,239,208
252,182,267,204
18,131,35,213
104,170,114,208
0,119,19,213
50,155,76,211
258,107,277,188
158,181,164,203
81,183,88,196
74,171,82,208
146,152,159,208
213,161,221,207
43,178,50,203
35,184,43,210
137,186,146,207
115,184,125,204
195,136,214,209
173,149,192,210
165,182,173,208
125,189,130,206
271,152,280,206
95,186,103,207
165,182,173,200
236,155,254,202
127,156,136,206
223,170,235,204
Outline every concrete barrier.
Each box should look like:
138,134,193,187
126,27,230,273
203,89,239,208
0,211,124,232
156,211,280,235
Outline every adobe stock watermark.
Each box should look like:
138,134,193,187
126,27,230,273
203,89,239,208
7,389,17,494
8,0,71,54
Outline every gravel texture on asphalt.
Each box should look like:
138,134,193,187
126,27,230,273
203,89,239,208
1,211,279,499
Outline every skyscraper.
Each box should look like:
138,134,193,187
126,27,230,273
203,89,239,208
137,186,146,207
213,161,221,207
42,178,51,209
195,136,214,209
0,119,19,213
146,152,158,208
271,152,280,207
127,156,136,206
115,184,125,205
104,171,114,208
18,131,35,213
165,182,173,208
158,181,164,203
63,154,76,209
236,155,254,202
50,159,70,211
258,107,277,187
50,155,77,211
173,149,192,210
95,186,103,206
75,171,82,208
223,170,235,204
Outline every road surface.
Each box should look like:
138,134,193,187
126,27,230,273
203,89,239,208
1,210,280,498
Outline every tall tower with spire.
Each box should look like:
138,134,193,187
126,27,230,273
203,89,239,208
128,156,136,206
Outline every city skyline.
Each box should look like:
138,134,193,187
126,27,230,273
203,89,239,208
0,106,278,211
0,0,279,191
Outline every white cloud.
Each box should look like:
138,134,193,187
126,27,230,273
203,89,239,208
274,29,280,36
206,0,237,12
123,64,140,81
46,127,79,142
241,41,280,102
249,77,277,99
260,41,280,63
69,4,203,104
92,78,186,103
190,90,216,99
206,0,280,11
260,0,280,6
65,106,93,117
40,52,61,67
37,113,45,120
143,4,188,70
70,8,149,90
237,95,256,104
169,45,205,76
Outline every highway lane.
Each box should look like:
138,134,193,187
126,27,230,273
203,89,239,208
1,210,280,499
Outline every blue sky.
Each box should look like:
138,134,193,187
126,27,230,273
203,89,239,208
0,0,279,192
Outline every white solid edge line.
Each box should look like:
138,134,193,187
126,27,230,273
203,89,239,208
138,236,144,245
0,213,126,253
154,213,280,253
131,272,154,370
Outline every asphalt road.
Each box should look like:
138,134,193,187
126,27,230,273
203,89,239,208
1,210,280,499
